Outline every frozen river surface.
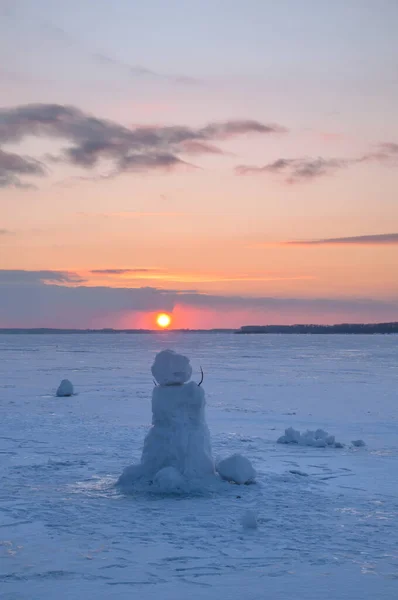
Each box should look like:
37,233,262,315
1,333,398,599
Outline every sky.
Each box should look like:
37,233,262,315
1,0,398,328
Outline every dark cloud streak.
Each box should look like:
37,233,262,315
0,270,84,284
236,142,398,183
92,52,201,85
91,269,161,275
285,233,398,246
0,148,45,188
0,103,284,187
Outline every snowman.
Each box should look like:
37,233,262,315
117,349,214,488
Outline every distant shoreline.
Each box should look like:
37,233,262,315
236,323,398,334
0,328,235,334
0,323,397,334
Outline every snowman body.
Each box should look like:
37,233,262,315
141,380,214,478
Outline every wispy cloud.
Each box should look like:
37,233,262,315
202,120,286,139
177,140,226,155
235,142,398,183
90,269,162,275
0,103,285,188
236,157,348,182
378,142,398,155
0,270,84,285
0,228,13,235
92,52,201,86
5,7,201,87
41,21,201,85
283,233,398,246
78,211,185,219
88,268,313,284
0,148,45,188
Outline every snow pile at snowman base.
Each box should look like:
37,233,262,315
216,453,256,485
277,427,344,448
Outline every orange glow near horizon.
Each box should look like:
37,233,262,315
156,313,172,329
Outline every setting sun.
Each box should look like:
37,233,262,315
156,313,172,329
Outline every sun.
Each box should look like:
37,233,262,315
156,313,172,329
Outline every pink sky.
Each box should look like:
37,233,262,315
1,1,397,328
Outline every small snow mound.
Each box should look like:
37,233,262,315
352,439,366,447
117,463,145,487
151,349,192,386
277,427,342,448
241,510,258,529
56,379,74,397
216,454,256,485
152,466,185,493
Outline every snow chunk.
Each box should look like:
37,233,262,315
216,454,256,485
152,466,185,493
277,426,301,444
117,463,145,487
352,439,366,447
56,379,74,397
241,510,258,529
151,349,192,386
277,427,342,448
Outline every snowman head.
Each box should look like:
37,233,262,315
151,349,203,387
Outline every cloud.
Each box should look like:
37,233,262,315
5,11,200,86
378,142,398,155
202,120,286,139
236,157,351,182
89,269,312,284
177,140,226,155
90,269,160,275
78,211,185,219
0,271,397,328
0,270,84,284
0,149,45,188
117,152,189,172
235,142,398,183
0,103,284,187
284,233,398,246
39,21,201,85
0,229,13,235
92,52,201,85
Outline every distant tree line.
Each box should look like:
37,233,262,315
236,323,398,334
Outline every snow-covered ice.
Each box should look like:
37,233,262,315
1,333,398,600
56,378,74,397
216,453,256,484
